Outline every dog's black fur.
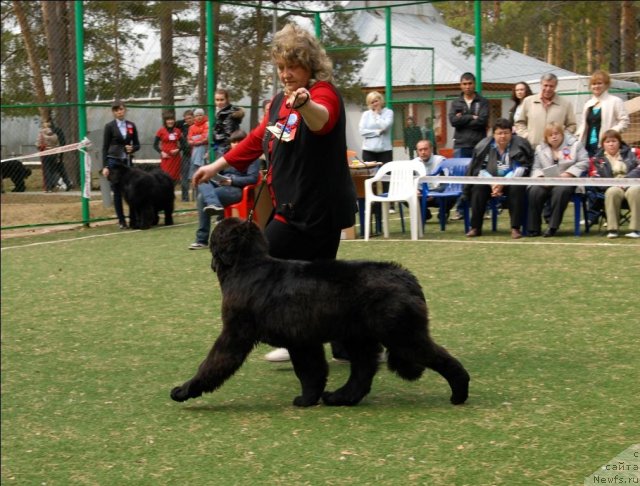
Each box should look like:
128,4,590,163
171,218,470,407
107,164,174,229
1,160,32,192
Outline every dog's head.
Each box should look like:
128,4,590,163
209,217,269,273
106,163,130,186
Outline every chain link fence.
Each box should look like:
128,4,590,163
2,1,639,230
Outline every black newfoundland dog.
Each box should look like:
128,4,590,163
107,164,174,229
171,218,470,407
1,159,32,192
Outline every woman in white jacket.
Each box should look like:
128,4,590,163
576,70,629,157
359,91,394,164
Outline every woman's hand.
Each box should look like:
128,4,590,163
192,158,230,186
286,87,310,109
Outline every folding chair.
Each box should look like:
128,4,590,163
364,160,426,240
421,158,471,232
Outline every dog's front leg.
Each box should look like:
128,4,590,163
289,344,328,407
171,330,254,403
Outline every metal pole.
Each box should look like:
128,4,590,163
74,0,89,226
206,1,215,162
384,6,392,107
474,0,482,93
314,12,321,39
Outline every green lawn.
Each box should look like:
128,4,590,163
2,213,638,485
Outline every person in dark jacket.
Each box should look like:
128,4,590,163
192,23,357,363
448,72,490,158
463,118,533,239
101,101,140,229
213,88,244,159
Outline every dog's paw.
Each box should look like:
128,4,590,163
450,387,469,405
449,377,469,405
170,383,202,403
321,390,360,407
170,386,190,402
293,395,320,407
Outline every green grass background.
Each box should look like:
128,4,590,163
2,213,639,485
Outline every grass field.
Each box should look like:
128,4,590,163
2,212,638,485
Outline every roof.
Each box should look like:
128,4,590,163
351,7,577,88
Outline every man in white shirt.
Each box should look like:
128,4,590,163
412,139,448,221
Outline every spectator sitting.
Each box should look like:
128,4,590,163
588,129,639,239
189,129,261,250
412,139,446,221
527,122,589,237
463,118,533,239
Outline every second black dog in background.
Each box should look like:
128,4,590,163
107,164,174,229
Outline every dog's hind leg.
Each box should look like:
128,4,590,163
170,329,255,403
419,341,470,405
289,344,328,407
322,340,380,406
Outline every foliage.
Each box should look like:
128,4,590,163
216,1,366,104
434,0,638,74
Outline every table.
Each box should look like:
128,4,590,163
350,162,382,237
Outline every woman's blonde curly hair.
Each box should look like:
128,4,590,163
271,23,334,84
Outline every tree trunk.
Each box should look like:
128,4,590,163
12,0,48,121
522,34,529,56
546,22,554,65
595,25,604,69
159,6,175,116
586,18,593,73
112,15,121,100
570,27,579,73
197,0,206,105
608,2,621,73
248,2,265,128
621,0,637,72
554,19,563,68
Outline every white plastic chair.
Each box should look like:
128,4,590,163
364,160,426,240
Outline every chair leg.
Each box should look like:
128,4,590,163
364,201,371,241
463,200,470,233
381,202,390,238
582,196,589,234
438,200,446,231
398,203,406,233
573,194,582,236
490,198,498,232
421,189,428,230
409,199,422,240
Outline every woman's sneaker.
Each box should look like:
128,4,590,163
204,204,224,217
264,348,290,362
625,231,640,239
189,242,208,250
607,231,619,239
